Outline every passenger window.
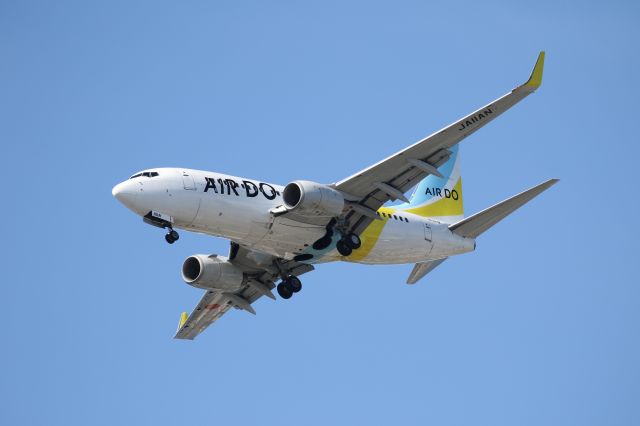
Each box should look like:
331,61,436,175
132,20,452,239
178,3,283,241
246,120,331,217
393,215,398,220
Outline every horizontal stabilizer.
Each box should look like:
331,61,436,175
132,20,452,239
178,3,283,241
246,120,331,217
406,258,447,284
449,178,558,238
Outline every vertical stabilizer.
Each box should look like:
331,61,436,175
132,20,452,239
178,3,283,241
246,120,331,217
397,145,464,223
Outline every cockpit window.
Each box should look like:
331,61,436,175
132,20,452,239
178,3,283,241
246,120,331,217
129,171,159,179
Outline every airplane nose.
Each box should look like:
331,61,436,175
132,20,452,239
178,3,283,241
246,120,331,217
111,183,121,198
112,181,138,208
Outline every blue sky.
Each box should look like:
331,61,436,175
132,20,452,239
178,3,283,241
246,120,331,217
2,1,639,424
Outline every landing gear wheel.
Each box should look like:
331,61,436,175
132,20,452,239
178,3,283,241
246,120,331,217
277,282,293,299
165,229,179,244
336,239,353,256
285,276,302,293
345,233,361,250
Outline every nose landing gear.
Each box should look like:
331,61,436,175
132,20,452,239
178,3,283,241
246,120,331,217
143,212,179,245
165,229,180,244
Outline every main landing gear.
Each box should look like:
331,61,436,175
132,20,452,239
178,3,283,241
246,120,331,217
165,228,180,244
312,221,362,258
277,275,302,300
336,232,361,257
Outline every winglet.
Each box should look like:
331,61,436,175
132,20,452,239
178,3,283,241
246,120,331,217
524,51,545,90
177,311,188,331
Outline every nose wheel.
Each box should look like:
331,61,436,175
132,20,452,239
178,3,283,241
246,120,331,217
165,229,179,244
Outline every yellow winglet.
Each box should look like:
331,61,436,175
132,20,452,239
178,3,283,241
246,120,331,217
525,51,545,89
178,311,188,330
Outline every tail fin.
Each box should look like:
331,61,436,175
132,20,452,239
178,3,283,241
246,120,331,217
397,145,464,224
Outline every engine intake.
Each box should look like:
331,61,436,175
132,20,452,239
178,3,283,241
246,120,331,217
182,254,244,292
282,180,344,217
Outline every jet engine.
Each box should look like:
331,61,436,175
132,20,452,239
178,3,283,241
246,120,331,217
181,254,244,292
282,180,344,217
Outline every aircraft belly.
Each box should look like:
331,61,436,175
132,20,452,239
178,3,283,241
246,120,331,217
259,217,326,258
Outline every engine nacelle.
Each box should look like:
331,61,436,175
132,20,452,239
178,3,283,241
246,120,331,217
282,180,344,217
181,254,244,292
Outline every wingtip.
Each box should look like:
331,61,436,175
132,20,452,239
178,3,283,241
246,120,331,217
525,51,545,90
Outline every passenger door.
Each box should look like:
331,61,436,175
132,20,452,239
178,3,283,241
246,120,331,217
424,223,433,255
182,171,196,190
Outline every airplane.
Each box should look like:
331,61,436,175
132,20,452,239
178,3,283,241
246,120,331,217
112,52,556,340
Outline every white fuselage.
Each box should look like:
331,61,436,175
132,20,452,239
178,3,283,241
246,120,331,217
112,168,475,264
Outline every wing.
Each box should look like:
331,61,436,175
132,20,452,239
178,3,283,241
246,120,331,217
174,242,314,340
336,52,545,235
